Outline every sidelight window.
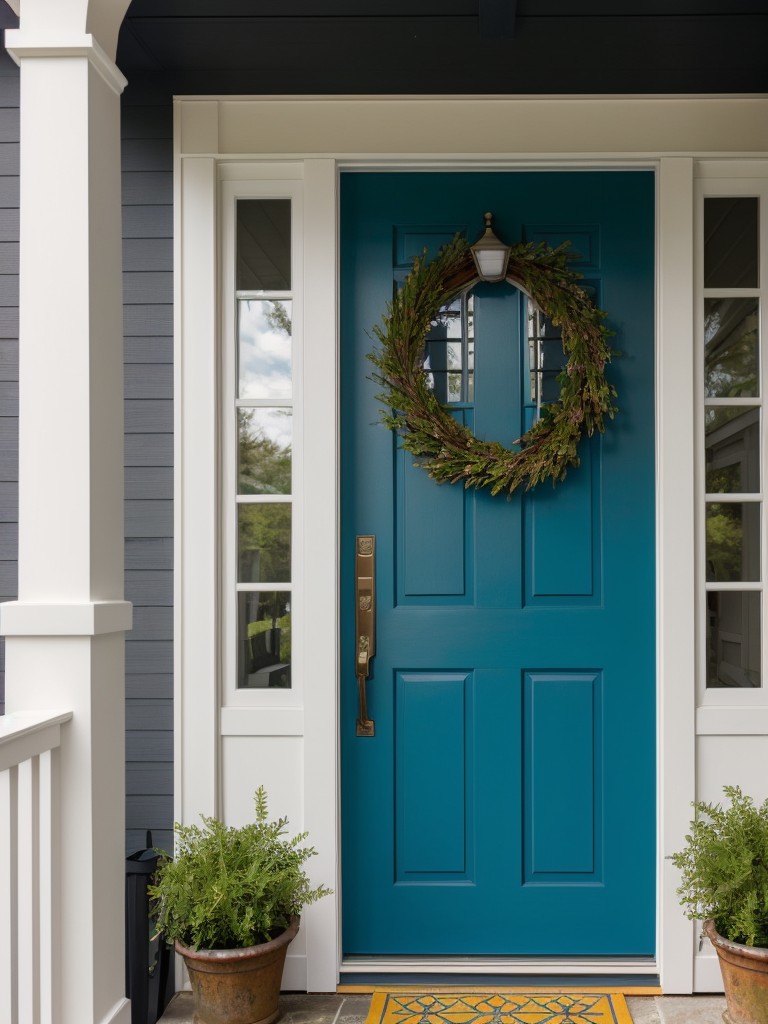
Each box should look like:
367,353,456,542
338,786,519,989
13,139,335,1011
700,191,764,691
233,198,294,691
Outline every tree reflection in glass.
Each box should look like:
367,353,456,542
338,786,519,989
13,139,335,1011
706,501,760,582
238,407,292,495
705,407,759,494
704,298,759,398
238,505,291,583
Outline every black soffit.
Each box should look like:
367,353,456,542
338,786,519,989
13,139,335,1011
114,0,768,96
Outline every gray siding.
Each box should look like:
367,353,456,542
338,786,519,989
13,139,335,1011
122,86,174,857
0,49,18,718
0,50,176,856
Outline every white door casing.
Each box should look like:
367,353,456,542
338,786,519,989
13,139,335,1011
174,95,768,993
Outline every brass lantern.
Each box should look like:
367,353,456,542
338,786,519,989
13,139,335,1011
470,211,511,282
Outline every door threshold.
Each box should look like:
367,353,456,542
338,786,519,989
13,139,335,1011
338,957,659,990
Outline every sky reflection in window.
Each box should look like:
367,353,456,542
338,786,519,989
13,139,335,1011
238,299,292,400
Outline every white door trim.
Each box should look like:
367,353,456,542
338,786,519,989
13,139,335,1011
656,157,697,993
175,95,768,993
690,164,768,991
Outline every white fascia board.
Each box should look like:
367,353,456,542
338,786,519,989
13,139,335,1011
175,96,768,160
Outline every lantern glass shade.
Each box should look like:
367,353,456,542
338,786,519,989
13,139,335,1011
470,213,511,283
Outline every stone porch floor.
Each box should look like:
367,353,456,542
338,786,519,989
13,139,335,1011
159,991,727,1024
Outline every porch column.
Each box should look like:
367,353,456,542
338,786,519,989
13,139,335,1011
1,20,132,1024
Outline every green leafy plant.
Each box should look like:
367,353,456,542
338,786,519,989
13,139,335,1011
149,786,332,951
671,786,768,947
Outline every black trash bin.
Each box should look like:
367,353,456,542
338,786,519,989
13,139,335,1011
125,834,174,1024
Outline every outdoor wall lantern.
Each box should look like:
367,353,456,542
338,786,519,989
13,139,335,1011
470,211,511,282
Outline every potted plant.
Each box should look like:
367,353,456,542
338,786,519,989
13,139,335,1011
671,785,768,1024
149,786,331,1024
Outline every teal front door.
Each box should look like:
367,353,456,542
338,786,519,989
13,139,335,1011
340,171,655,957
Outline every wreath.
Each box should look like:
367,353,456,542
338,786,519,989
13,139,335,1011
368,233,616,496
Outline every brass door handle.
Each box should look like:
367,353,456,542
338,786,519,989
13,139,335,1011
355,535,376,736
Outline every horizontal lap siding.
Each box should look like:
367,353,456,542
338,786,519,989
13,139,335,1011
0,50,18,717
122,90,175,858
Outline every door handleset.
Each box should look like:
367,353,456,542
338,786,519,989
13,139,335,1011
355,535,376,736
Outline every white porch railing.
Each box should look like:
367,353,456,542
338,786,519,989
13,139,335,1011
0,710,73,1024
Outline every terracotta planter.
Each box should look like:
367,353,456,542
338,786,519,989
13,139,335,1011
705,919,768,1024
176,916,300,1024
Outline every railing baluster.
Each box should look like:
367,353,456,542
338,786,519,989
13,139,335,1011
0,711,72,1024
39,747,59,1024
18,755,41,1024
0,763,19,1024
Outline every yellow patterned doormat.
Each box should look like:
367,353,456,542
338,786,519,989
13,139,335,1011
364,991,634,1024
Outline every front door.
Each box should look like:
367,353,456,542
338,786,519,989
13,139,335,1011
340,171,655,957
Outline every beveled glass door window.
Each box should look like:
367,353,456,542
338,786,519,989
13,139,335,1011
702,195,763,689
235,198,293,689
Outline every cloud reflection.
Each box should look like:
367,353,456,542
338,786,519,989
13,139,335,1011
238,300,292,400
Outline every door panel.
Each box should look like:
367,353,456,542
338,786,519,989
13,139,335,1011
340,171,655,957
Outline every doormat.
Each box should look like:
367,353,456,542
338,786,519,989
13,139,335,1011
364,990,634,1024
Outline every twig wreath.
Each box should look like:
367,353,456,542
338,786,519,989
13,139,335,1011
368,233,616,496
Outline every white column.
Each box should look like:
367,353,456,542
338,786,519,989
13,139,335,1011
0,29,132,1024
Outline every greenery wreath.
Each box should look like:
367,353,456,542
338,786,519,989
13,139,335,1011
368,233,616,496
